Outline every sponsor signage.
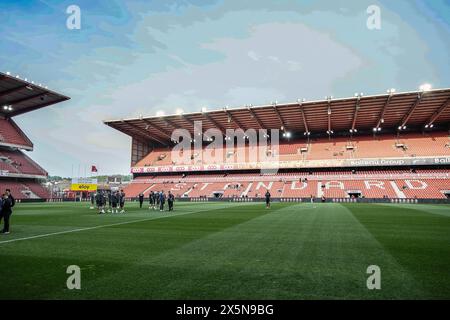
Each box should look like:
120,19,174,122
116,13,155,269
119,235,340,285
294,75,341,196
131,156,450,173
71,178,98,192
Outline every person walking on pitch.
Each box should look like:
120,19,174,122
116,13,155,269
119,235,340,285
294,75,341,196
159,191,166,211
139,193,144,208
265,189,271,209
168,191,174,211
149,191,155,210
119,190,126,213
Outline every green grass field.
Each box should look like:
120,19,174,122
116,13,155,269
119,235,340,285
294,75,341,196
0,201,449,300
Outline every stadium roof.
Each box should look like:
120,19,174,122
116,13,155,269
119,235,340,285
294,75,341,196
0,71,70,117
104,87,450,146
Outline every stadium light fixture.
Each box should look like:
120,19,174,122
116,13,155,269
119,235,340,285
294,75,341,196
201,107,207,113
175,108,184,115
419,83,432,92
156,110,165,117
387,88,396,94
6,71,10,75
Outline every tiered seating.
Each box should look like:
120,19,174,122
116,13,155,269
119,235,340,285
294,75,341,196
307,137,354,160
245,181,284,198
0,180,49,199
354,136,404,158
24,182,50,198
134,132,450,167
122,183,150,196
282,180,317,198
186,182,224,198
0,118,32,148
395,179,449,199
0,149,47,176
124,172,450,199
398,133,450,157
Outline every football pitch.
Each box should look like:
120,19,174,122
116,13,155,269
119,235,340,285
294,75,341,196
0,201,449,300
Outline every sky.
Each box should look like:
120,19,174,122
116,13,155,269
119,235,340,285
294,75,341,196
0,0,449,177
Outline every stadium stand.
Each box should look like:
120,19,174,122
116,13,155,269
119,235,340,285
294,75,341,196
105,87,450,202
0,118,33,148
0,71,69,200
128,132,450,167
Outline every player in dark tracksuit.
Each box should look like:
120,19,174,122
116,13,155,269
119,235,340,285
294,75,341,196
265,190,271,209
156,191,160,208
107,191,112,213
95,192,103,214
119,190,126,213
168,191,174,211
111,191,119,214
0,191,14,234
138,193,144,208
90,192,95,209
149,191,155,210
159,191,166,211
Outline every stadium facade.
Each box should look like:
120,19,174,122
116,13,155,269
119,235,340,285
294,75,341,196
0,72,69,200
105,87,450,202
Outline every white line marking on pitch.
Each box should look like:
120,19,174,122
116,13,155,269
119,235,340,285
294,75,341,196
0,211,198,245
0,202,258,245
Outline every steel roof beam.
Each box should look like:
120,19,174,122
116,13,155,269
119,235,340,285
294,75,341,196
247,106,264,129
272,105,287,131
376,93,393,129
351,96,361,131
298,102,309,133
427,97,450,126
400,92,423,128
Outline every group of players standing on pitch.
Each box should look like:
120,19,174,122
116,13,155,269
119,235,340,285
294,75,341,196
145,190,175,211
91,190,126,214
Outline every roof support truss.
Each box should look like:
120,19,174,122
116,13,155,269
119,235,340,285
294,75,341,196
400,93,422,128
272,105,287,131
142,119,173,140
203,113,226,135
122,122,168,146
351,97,361,131
427,97,450,126
224,109,245,130
298,102,309,133
247,107,264,129
327,98,332,133
376,93,393,129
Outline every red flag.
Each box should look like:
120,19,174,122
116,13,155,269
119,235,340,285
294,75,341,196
91,165,98,173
